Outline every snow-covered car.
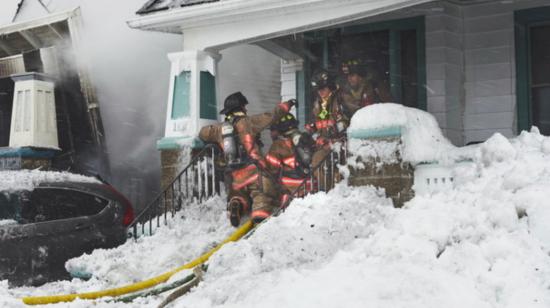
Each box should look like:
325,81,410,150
0,179,134,287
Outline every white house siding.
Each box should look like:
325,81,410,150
218,44,281,148
462,0,549,144
218,44,281,116
278,0,549,145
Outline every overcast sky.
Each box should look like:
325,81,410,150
0,0,21,26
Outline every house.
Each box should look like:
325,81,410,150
127,0,549,187
0,0,182,208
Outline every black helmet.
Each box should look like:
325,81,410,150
272,113,299,134
311,70,336,90
342,59,367,77
220,91,248,115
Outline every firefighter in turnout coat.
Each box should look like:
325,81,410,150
340,60,393,118
198,92,295,226
306,70,348,187
266,113,315,207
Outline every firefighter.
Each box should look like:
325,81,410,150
198,91,295,226
306,70,348,190
266,113,315,207
340,59,393,118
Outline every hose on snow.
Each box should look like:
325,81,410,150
21,220,253,305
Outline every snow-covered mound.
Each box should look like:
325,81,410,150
1,129,550,308
0,170,100,192
65,195,232,284
348,103,458,164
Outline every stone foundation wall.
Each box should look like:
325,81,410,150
347,137,415,207
160,147,191,190
348,161,414,207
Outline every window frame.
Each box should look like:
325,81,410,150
514,6,550,133
300,15,427,122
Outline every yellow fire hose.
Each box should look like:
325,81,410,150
22,220,253,305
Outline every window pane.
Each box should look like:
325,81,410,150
530,25,550,86
532,87,550,135
401,29,418,108
0,192,21,221
530,24,550,135
23,188,108,223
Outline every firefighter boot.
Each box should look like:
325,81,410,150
228,198,244,227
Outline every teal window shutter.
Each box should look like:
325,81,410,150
200,71,217,120
172,71,191,119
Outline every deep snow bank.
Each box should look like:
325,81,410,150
2,128,550,307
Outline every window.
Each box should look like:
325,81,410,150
21,188,108,223
0,77,14,146
172,71,191,119
515,7,550,135
303,16,426,119
200,71,217,120
0,192,22,222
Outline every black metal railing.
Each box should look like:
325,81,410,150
128,138,347,239
278,140,348,212
128,144,221,238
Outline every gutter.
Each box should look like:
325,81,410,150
126,0,398,32
0,7,79,36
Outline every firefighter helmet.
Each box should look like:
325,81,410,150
272,113,299,134
342,59,367,77
311,69,336,90
220,91,249,115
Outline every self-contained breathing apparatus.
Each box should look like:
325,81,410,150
221,116,251,170
290,131,314,177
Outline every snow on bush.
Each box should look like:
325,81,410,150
348,103,456,164
0,170,99,192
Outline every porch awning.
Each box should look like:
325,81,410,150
0,9,77,59
127,0,434,50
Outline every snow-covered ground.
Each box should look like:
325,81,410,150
2,107,550,307
0,170,100,192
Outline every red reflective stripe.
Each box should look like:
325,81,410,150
315,119,336,129
251,210,271,219
232,173,259,190
281,177,303,186
282,156,296,168
281,177,315,192
242,134,255,152
280,194,291,208
232,164,257,178
266,154,282,168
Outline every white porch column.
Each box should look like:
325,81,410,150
9,73,59,149
157,50,220,150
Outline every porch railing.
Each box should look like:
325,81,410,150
127,144,221,239
127,139,347,239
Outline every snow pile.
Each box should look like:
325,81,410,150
65,195,232,284
0,170,100,192
348,103,458,164
1,129,550,307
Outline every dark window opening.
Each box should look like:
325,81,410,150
0,77,14,147
304,17,425,117
21,188,108,223
530,25,550,135
0,192,21,222
401,29,418,108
